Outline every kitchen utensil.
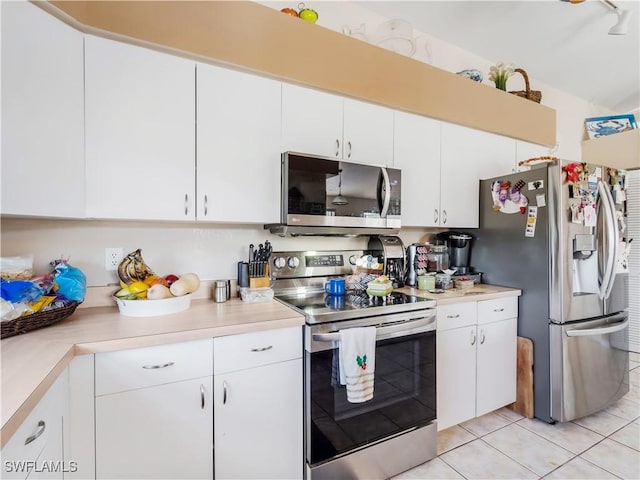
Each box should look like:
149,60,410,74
213,280,228,303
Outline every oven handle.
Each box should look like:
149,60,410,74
312,314,436,343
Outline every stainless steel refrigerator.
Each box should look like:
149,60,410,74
470,161,629,423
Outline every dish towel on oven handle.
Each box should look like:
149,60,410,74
339,326,376,403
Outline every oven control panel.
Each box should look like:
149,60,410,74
270,250,363,280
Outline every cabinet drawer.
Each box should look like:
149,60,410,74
214,326,302,375
96,339,213,396
437,302,477,331
477,297,518,324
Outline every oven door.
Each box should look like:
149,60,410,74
305,313,436,467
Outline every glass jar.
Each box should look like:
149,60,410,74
427,245,449,272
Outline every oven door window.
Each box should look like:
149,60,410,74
307,330,436,465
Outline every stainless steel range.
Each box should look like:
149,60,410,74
269,250,438,480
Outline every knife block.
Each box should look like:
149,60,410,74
249,276,270,288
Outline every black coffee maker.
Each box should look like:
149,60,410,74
367,236,406,288
438,232,473,275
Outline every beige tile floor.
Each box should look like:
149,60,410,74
393,352,640,480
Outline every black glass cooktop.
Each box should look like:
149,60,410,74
275,291,435,324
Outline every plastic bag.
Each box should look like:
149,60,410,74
51,260,86,302
0,279,44,303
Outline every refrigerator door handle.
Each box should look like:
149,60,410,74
565,318,628,337
597,180,618,300
602,180,620,299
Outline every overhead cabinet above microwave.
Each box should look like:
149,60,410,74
267,152,401,236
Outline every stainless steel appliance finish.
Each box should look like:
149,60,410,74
405,244,418,287
266,152,402,236
271,250,438,479
442,233,473,274
471,161,629,423
367,236,406,288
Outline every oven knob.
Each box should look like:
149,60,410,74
273,257,286,269
287,256,300,269
348,255,358,265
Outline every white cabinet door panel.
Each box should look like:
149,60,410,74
96,377,213,479
343,98,394,166
85,35,195,221
282,84,343,158
1,1,84,218
393,111,441,226
197,64,281,223
476,318,518,417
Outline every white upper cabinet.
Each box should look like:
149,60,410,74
1,1,84,218
440,123,516,228
84,35,196,221
342,98,394,166
282,83,344,158
393,111,442,227
196,64,281,223
281,84,394,165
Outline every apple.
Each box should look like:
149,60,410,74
164,274,179,287
298,7,318,23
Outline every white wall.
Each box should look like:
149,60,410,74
0,1,614,287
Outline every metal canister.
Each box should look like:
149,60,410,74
213,280,228,303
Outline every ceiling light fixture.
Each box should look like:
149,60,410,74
602,0,631,35
332,169,349,206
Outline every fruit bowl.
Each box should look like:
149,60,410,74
113,294,192,317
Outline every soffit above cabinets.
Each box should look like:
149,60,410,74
45,0,555,147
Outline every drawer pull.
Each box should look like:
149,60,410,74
200,384,206,410
250,345,273,353
223,380,228,405
142,362,175,370
24,420,45,445
493,308,505,312
446,314,460,319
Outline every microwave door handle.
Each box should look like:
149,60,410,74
379,167,391,218
603,181,619,299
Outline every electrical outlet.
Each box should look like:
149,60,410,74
105,248,123,271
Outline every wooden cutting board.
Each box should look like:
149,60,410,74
509,336,534,418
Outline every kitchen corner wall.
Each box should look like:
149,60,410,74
0,218,437,286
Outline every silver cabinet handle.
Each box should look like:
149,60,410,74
480,330,486,344
250,345,273,352
200,384,206,410
142,362,175,370
493,308,504,312
446,314,460,319
347,141,352,158
184,194,189,216
335,139,340,157
470,329,476,346
222,380,228,405
24,420,45,445
204,194,208,217
434,209,439,224
442,209,447,224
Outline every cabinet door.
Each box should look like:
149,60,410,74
282,83,343,158
343,98,394,165
436,326,477,431
476,317,517,417
440,123,516,228
1,370,68,480
214,359,303,479
85,35,196,221
393,111,441,226
197,64,281,223
96,377,213,479
1,1,84,218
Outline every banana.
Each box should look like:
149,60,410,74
117,249,155,285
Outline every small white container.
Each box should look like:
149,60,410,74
240,287,274,303
113,294,192,317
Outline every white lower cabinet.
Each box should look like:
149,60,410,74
437,298,518,431
214,327,303,480
94,339,214,479
1,370,69,480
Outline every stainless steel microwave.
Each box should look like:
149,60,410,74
266,152,401,236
